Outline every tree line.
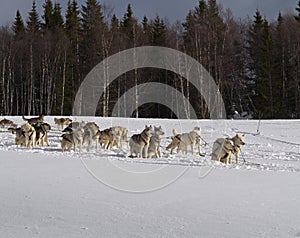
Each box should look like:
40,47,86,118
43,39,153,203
0,0,300,119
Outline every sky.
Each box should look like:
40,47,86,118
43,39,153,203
0,0,298,26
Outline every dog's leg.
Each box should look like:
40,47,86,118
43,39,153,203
79,138,83,152
235,152,239,164
139,146,144,158
45,134,50,146
191,143,194,155
87,139,91,152
157,146,161,158
95,136,99,152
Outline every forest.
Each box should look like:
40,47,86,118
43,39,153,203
0,0,300,119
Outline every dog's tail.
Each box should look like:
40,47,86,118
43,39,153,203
22,115,27,121
172,129,178,136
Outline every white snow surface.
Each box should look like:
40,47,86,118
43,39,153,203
0,116,300,238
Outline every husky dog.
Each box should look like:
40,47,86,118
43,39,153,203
61,127,84,152
66,121,85,130
33,123,51,146
0,118,14,128
129,125,153,158
98,128,116,150
83,122,100,152
110,126,128,149
21,123,36,148
147,126,164,158
229,134,246,164
211,138,235,164
54,117,72,130
22,114,44,125
61,133,74,152
8,127,26,147
166,127,202,155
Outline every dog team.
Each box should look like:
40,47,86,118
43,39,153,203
1,115,245,164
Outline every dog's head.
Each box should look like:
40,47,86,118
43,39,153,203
193,126,201,136
65,118,72,124
21,122,34,133
144,125,153,137
154,126,164,136
224,139,235,151
234,134,245,146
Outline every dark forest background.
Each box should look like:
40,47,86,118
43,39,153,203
1,0,300,119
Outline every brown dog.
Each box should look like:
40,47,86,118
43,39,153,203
166,127,202,155
228,134,246,164
0,118,14,128
20,123,36,148
8,127,26,147
54,117,73,130
98,128,116,150
34,123,51,146
22,114,44,125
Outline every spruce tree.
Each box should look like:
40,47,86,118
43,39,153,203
150,15,166,46
249,11,276,118
12,10,25,39
26,1,40,34
80,0,106,74
42,0,53,29
65,0,80,39
52,3,64,29
121,4,138,47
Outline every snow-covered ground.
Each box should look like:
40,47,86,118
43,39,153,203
0,116,300,238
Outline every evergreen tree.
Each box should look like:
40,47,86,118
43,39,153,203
272,12,289,117
249,11,276,118
43,0,64,31
121,4,138,47
141,16,151,45
52,3,64,29
12,10,25,38
66,0,81,39
111,14,119,30
150,15,167,46
80,0,106,75
26,1,40,34
142,16,149,33
42,0,53,29
64,0,81,114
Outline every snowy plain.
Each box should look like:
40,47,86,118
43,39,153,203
0,116,300,238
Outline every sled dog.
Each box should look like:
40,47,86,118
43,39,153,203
61,127,84,152
22,114,44,125
129,125,153,158
33,123,51,146
110,126,128,149
98,128,116,150
166,127,202,155
147,126,164,158
61,133,74,152
229,134,245,164
83,122,100,152
0,118,14,128
54,117,72,129
211,138,235,164
9,127,26,147
67,121,85,130
21,122,36,148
